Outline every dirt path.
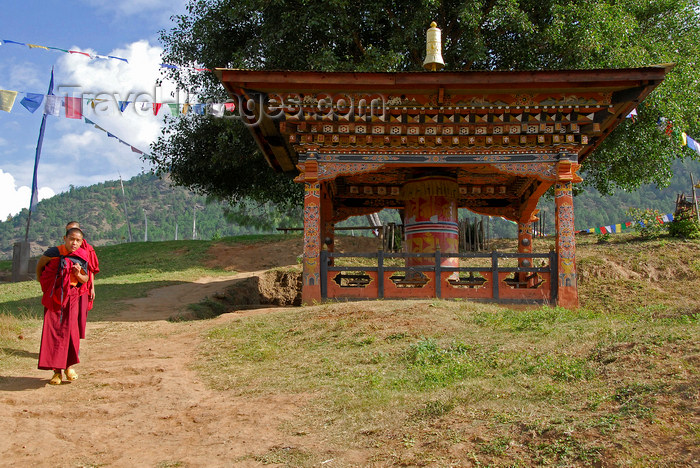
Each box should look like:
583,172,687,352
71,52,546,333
0,238,322,467
0,236,384,466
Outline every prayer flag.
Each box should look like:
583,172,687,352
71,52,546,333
44,95,61,116
20,93,44,113
69,50,91,58
28,43,49,50
615,223,622,232
130,146,143,154
118,101,129,112
2,40,26,46
167,103,179,116
48,46,69,53
94,125,106,132
153,103,162,115
107,132,117,139
182,103,190,115
224,102,236,112
84,117,95,125
65,97,82,119
682,132,688,146
0,90,19,112
108,55,128,63
687,136,698,152
209,103,225,117
160,63,177,69
193,103,205,115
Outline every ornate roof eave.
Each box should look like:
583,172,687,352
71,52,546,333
214,65,673,172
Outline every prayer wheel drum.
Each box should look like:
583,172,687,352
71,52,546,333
403,175,459,273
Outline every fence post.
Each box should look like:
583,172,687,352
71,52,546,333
377,248,385,299
320,249,328,299
491,250,499,300
550,248,558,303
435,245,442,299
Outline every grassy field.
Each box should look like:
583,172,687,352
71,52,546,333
1,232,698,465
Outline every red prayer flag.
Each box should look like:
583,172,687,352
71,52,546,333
153,103,162,115
224,102,236,112
69,50,91,58
65,97,82,119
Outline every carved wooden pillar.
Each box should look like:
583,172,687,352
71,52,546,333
554,180,579,308
302,157,322,305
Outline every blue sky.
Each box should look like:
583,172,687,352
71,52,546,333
0,0,189,219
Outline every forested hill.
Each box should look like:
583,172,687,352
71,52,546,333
1,158,699,259
0,173,302,259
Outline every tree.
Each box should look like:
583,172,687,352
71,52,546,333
150,0,700,206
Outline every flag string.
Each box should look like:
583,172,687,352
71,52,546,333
1,38,210,71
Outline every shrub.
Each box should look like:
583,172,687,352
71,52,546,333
626,208,667,239
668,210,700,239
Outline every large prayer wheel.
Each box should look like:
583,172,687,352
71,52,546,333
403,175,459,273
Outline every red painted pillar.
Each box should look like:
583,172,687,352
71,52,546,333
554,181,579,308
403,176,459,277
302,165,322,305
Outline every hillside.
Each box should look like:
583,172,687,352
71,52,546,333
0,234,697,466
0,173,302,259
1,157,699,259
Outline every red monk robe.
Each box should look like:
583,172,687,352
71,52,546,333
78,239,99,339
37,245,90,371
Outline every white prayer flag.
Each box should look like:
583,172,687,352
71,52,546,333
44,95,61,116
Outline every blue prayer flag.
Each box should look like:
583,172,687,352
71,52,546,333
20,93,44,113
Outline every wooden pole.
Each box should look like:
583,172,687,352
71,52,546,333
691,173,700,225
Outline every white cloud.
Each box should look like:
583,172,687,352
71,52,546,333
0,169,55,220
6,61,45,91
32,40,173,192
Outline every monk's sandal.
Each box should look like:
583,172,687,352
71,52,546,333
49,372,62,385
64,368,78,381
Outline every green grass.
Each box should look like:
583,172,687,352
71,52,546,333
195,299,698,466
0,259,10,272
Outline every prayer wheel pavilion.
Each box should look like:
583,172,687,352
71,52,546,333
215,55,670,308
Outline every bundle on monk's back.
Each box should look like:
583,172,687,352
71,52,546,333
39,246,89,310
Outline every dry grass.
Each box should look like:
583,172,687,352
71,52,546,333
196,234,700,466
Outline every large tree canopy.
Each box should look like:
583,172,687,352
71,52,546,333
150,0,700,209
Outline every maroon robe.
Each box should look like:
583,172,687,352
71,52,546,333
77,240,99,339
37,246,89,371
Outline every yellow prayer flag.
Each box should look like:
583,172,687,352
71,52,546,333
182,103,190,115
27,44,49,50
615,224,622,232
0,89,18,112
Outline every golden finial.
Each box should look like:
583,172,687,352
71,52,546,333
423,21,445,71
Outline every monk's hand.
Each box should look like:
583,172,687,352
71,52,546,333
71,263,81,274
90,287,96,301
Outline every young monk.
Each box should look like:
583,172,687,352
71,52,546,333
36,227,90,385
65,221,99,339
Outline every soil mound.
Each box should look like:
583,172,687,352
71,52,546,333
223,269,302,307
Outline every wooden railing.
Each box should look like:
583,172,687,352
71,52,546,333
320,249,558,304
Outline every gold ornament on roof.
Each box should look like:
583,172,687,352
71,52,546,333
423,21,445,71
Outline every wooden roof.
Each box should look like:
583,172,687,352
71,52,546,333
216,65,671,173
215,66,671,222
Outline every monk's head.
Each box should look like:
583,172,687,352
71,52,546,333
65,221,80,231
64,227,84,253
